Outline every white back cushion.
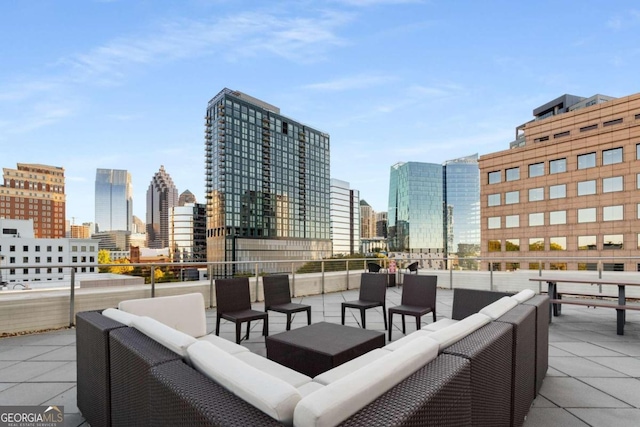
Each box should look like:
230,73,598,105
294,336,439,427
512,289,536,303
479,296,518,320
383,330,431,351
313,348,391,385
102,308,138,326
188,341,302,425
421,318,459,332
235,352,311,388
197,334,249,355
428,313,491,349
119,293,207,338
131,316,197,360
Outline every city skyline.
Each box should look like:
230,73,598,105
2,1,639,223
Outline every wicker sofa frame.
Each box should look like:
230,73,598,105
76,289,548,427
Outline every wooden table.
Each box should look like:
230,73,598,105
529,277,640,335
265,322,385,377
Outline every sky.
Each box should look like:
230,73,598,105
1,1,639,224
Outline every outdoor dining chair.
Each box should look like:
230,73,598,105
406,261,419,274
341,273,388,330
388,274,437,340
263,275,311,331
215,277,268,344
367,262,383,273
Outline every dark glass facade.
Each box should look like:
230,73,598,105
170,203,207,262
205,89,331,273
95,169,132,233
444,155,480,257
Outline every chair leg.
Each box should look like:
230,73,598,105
401,315,406,334
382,305,387,330
432,310,436,322
360,309,366,329
388,311,394,341
286,313,292,331
415,315,421,331
215,314,221,336
235,322,242,344
341,305,346,325
306,308,311,326
245,321,251,340
263,317,268,337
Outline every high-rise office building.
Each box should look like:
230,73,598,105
359,200,376,239
444,154,481,257
146,165,178,249
178,189,197,206
0,163,65,238
480,92,640,272
205,89,331,273
388,162,444,253
388,157,480,257
375,211,388,239
95,169,133,233
330,179,360,256
170,203,207,263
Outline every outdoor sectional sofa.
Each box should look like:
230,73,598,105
76,288,548,427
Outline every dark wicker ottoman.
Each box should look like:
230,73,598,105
265,322,385,377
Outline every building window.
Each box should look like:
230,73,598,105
577,208,596,223
578,235,597,250
488,217,501,229
505,191,519,204
529,163,544,178
549,184,566,199
35,257,40,263
488,194,501,207
603,147,623,165
603,263,625,271
529,213,544,226
58,257,63,262
577,180,596,196
9,245,15,252
506,167,520,181
490,263,501,271
553,131,570,139
549,210,567,225
603,234,623,250
529,262,545,270
58,246,63,252
506,262,520,271
549,158,566,174
603,205,623,221
22,257,28,263
637,144,640,160
637,174,640,189
506,239,520,251
505,215,519,228
46,246,52,252
577,153,596,169
529,187,544,202
602,176,623,193
35,246,40,252
47,257,51,263
488,240,501,252
9,257,15,264
580,124,598,132
550,237,567,250
603,118,623,127
488,171,501,184
23,246,28,252
579,263,598,271
550,263,567,271
529,238,544,251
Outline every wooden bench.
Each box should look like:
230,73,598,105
549,297,640,335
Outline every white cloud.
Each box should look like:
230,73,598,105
303,73,395,91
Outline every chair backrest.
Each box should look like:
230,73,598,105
407,262,419,273
451,288,512,320
401,274,437,308
215,278,252,314
359,273,387,303
367,263,382,273
263,275,292,309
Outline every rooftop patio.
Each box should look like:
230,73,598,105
1,286,640,426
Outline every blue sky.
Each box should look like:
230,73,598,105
1,1,639,224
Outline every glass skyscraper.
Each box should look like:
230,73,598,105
170,203,207,263
146,166,178,249
94,169,132,232
205,89,331,273
388,156,480,257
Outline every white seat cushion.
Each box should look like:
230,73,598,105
102,308,138,326
512,289,536,303
479,296,518,320
313,348,391,385
383,330,432,351
119,293,207,338
428,313,492,349
235,352,312,388
188,341,302,425
293,336,439,427
421,318,459,332
298,381,325,397
131,316,197,360
197,334,249,355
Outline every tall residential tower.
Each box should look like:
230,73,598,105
205,89,331,273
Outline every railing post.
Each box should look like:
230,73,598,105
255,263,259,302
489,261,494,291
346,258,349,290
291,262,295,297
208,264,214,308
449,259,453,290
150,265,156,298
69,268,75,327
321,260,325,294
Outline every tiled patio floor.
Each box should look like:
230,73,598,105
1,286,640,426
